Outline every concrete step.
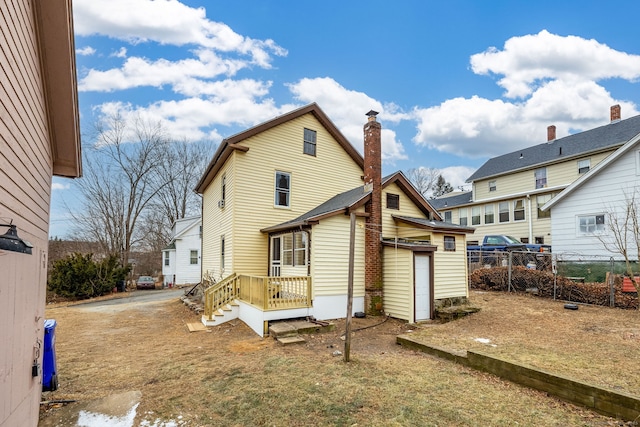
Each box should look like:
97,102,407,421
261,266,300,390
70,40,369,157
276,335,306,345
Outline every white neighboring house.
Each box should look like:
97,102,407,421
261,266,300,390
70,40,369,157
542,131,640,258
162,216,202,286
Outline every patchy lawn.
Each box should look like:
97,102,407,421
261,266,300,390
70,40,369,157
411,290,640,396
39,293,631,426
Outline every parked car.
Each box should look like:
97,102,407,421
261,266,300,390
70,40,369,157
467,235,550,266
136,276,156,290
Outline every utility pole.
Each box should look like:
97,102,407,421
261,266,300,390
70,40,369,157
344,212,356,362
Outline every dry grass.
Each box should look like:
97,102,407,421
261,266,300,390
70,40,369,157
412,290,640,395
40,293,633,426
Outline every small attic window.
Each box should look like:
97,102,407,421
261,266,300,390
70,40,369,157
386,193,399,210
303,128,317,156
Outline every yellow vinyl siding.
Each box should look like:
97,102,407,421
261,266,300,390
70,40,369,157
310,213,365,297
204,112,363,277
383,246,413,321
382,182,427,238
202,158,235,279
431,234,469,299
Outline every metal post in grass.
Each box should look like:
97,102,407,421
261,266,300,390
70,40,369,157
609,257,615,307
344,212,356,362
508,252,513,292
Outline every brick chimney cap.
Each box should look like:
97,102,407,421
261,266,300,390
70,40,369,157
366,110,379,117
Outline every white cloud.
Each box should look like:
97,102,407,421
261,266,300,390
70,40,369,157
111,47,127,58
52,183,70,191
76,46,95,56
287,77,408,163
440,166,475,190
73,0,286,67
413,31,640,159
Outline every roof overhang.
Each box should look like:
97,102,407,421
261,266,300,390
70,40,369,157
34,0,81,178
382,240,437,252
392,215,475,234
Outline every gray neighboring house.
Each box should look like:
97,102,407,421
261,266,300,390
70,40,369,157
432,106,640,246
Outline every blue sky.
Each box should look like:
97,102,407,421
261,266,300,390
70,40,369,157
50,0,640,237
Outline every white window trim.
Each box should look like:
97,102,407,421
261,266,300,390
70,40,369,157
274,171,291,208
189,249,199,265
513,199,525,222
576,214,606,237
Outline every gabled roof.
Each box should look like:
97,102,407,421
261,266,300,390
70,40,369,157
260,171,441,233
173,216,201,240
466,114,640,183
195,103,364,193
427,191,473,210
542,131,640,211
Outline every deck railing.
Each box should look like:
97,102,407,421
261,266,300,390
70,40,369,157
203,274,312,318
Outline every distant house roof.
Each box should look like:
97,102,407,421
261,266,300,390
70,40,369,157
427,191,473,210
260,171,441,234
195,103,364,193
466,114,640,183
542,131,640,211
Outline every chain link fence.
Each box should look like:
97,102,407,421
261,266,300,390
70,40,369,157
468,250,638,309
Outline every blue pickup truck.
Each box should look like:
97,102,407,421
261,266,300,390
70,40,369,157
467,235,551,265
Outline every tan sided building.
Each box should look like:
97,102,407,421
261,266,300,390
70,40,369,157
430,105,640,247
0,1,81,426
196,104,473,336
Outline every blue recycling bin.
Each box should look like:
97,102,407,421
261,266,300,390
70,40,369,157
42,319,58,391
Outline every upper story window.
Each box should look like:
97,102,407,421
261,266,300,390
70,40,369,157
484,204,494,224
459,208,468,226
535,168,547,189
577,159,590,174
221,174,226,201
444,211,452,223
164,252,170,266
471,206,481,225
275,171,291,207
537,194,552,219
578,214,606,236
190,250,198,265
513,199,525,221
488,180,496,192
444,235,456,251
499,201,509,223
303,128,317,156
386,193,400,210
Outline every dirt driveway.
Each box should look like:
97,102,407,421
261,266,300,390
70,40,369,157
39,290,631,426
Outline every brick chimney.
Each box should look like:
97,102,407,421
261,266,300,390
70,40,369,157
363,110,383,315
547,125,556,142
611,104,621,122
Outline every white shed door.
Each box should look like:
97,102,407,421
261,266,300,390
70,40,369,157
415,254,431,321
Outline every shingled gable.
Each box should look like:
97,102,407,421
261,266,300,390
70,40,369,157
466,114,640,183
195,103,364,193
260,171,441,233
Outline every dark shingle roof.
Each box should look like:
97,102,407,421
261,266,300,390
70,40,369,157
466,115,640,182
392,215,475,234
427,191,473,210
260,186,369,233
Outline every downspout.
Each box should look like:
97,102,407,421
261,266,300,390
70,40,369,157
527,194,533,243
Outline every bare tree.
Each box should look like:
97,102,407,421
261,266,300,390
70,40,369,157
72,114,171,266
406,167,439,197
597,190,640,295
406,167,454,198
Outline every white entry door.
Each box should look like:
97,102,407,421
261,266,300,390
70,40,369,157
414,254,431,321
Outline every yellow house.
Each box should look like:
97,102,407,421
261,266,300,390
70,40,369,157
431,105,640,247
195,104,473,336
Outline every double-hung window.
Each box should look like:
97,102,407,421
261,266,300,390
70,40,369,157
303,128,317,156
578,159,590,174
190,250,198,265
488,180,496,192
499,202,509,223
444,211,452,223
459,208,468,226
220,236,225,269
164,252,170,266
275,171,291,207
484,204,494,224
537,194,552,219
535,168,547,189
513,199,525,221
471,207,481,225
